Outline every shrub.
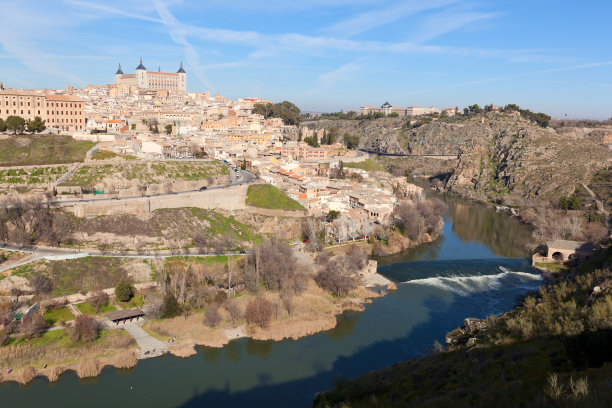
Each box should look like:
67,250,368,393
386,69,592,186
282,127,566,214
115,279,134,302
161,292,182,319
246,298,274,328
28,274,52,295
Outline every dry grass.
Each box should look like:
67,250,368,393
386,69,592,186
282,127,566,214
47,365,63,382
112,351,137,369
17,367,37,385
169,344,197,358
77,359,100,378
0,329,135,371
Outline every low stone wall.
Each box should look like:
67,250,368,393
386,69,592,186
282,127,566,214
245,206,307,218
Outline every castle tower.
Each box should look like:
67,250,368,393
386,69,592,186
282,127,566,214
176,61,187,92
135,58,148,88
115,63,124,84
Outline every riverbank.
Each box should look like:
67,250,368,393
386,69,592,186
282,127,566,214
0,267,392,386
314,246,612,407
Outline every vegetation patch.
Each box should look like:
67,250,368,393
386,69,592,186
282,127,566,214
43,306,74,325
0,135,94,166
246,184,305,210
343,158,385,172
61,160,227,189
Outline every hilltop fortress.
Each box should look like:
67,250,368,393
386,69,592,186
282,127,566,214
114,58,186,93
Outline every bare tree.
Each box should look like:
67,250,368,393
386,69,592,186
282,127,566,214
28,274,52,295
70,315,100,342
314,255,359,297
246,298,274,328
204,303,221,327
281,293,294,316
21,313,46,338
88,288,109,312
224,299,242,326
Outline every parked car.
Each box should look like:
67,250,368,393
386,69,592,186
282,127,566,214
199,186,207,191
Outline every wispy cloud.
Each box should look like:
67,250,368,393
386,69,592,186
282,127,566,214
64,0,162,23
411,8,500,43
322,0,458,37
152,0,212,89
309,62,361,94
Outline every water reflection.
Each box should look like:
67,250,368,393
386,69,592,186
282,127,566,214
245,339,274,358
448,197,533,258
326,311,360,341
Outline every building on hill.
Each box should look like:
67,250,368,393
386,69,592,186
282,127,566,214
359,102,441,117
114,59,186,92
0,90,85,132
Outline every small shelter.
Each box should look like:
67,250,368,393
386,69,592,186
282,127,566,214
545,240,597,262
106,308,145,325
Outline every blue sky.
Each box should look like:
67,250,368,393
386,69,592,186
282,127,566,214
0,1,611,118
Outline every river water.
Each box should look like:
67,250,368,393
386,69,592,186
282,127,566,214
0,196,538,407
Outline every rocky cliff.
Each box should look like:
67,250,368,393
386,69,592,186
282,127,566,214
305,114,612,206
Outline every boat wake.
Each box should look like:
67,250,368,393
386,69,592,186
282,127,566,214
405,266,542,296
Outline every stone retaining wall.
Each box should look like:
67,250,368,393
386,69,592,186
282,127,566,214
66,184,248,217
244,206,307,218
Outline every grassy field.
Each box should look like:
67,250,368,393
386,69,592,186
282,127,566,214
76,302,117,315
43,306,75,325
119,293,145,309
0,135,94,166
343,158,385,172
6,257,136,296
246,184,305,210
61,160,228,188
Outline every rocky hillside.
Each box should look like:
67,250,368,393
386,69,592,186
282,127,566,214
305,114,612,206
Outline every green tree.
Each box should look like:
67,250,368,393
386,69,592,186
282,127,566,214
304,136,319,147
131,123,136,130
26,116,46,133
0,118,6,132
5,116,26,134
114,279,134,302
161,292,182,318
165,124,173,134
297,128,302,142
342,133,360,149
252,101,301,126
326,210,340,222
241,159,247,170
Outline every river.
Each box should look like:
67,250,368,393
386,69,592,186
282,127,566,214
0,195,538,407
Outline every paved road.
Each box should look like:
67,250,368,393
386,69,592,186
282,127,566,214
121,322,168,358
